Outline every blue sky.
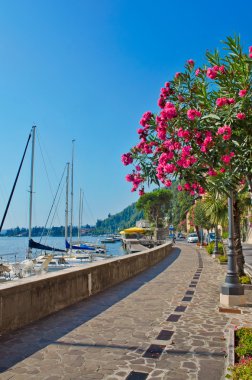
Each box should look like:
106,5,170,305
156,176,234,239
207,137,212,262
0,0,251,229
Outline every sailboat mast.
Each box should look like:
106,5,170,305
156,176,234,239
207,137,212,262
27,125,36,259
78,189,84,241
65,162,70,242
78,188,81,241
70,139,75,252
81,190,83,236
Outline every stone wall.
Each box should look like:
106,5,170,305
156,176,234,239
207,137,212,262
0,242,172,334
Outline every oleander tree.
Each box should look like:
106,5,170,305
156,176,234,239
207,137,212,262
122,36,251,196
121,36,252,275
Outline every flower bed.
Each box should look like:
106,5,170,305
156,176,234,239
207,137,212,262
227,327,252,379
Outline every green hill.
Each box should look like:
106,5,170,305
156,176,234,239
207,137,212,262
95,203,144,234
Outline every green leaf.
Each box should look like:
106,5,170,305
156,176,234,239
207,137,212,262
232,140,240,147
201,114,221,120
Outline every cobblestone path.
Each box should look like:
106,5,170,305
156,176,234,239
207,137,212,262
0,244,252,380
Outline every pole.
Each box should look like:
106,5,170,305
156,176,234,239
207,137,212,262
65,162,70,243
27,126,36,259
221,191,244,298
70,140,75,253
212,225,219,258
0,132,31,233
78,188,82,242
81,190,83,235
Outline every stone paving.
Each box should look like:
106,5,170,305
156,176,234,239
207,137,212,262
0,243,252,380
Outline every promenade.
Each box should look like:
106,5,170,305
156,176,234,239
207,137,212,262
0,243,252,380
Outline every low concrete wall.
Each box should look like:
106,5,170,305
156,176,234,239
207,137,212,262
0,242,172,334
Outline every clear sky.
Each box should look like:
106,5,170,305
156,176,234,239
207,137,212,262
0,0,251,229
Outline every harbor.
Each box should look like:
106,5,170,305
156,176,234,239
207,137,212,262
0,235,127,281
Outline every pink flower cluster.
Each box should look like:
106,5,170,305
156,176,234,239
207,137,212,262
164,179,172,187
176,146,197,168
125,172,145,192
236,112,246,119
177,127,190,141
137,128,149,141
187,109,201,120
216,97,235,107
140,111,153,127
161,102,178,120
121,152,133,166
208,168,217,176
164,163,176,174
182,182,205,196
187,59,195,67
156,152,176,182
206,65,225,79
200,131,213,153
162,139,181,152
138,187,145,196
158,82,173,109
239,89,247,97
135,140,155,154
195,68,201,76
249,46,252,58
221,152,235,164
217,125,232,140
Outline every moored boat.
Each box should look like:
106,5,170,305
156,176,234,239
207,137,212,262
100,237,116,243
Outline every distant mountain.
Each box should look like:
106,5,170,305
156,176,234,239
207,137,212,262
1,203,144,237
95,203,144,233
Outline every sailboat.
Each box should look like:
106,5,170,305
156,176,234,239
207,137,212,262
65,141,96,255
0,126,67,279
61,140,108,262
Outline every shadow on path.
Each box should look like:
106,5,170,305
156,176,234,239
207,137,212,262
0,247,180,373
52,341,225,358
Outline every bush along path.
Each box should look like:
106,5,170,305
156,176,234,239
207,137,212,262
226,327,252,379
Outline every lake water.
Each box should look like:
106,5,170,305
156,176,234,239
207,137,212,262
0,236,126,264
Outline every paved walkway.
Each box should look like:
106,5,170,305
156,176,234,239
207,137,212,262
0,244,252,380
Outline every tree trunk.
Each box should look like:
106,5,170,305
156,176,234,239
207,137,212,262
233,195,245,277
195,225,200,241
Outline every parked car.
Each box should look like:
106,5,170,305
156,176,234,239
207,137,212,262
187,233,199,243
177,232,186,239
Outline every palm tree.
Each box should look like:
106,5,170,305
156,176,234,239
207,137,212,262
202,190,228,256
203,176,250,276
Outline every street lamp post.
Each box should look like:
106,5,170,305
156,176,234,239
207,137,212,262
220,191,245,306
212,225,219,258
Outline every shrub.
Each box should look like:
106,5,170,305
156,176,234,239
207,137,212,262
235,328,252,359
226,328,252,379
218,255,228,263
222,231,228,239
206,242,224,255
239,275,251,285
206,242,214,254
226,358,252,379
